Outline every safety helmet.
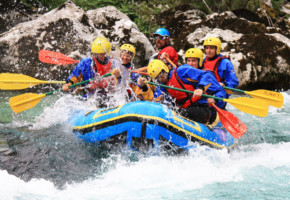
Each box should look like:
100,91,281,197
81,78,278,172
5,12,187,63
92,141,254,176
120,44,136,60
203,37,221,55
147,59,169,79
153,28,170,38
185,48,204,67
91,36,111,54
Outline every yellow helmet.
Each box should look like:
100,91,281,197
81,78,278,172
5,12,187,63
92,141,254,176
120,44,136,60
147,59,169,79
91,36,111,54
203,37,221,55
185,48,204,67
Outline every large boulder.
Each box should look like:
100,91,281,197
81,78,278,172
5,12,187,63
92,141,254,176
0,1,42,34
0,1,154,82
159,10,290,90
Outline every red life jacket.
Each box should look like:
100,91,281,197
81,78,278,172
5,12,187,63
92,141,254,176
90,57,114,89
93,56,112,76
156,46,178,66
203,56,229,82
166,68,200,108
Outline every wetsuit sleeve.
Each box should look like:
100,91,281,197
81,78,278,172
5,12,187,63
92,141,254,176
198,72,227,108
67,59,86,84
177,65,227,108
177,65,212,89
166,47,178,66
212,89,226,108
218,59,239,88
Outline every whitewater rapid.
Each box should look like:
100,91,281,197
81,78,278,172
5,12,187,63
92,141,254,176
0,91,289,199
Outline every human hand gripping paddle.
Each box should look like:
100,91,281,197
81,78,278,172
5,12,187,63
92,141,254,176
164,56,284,108
0,73,65,90
9,73,113,113
147,81,268,117
8,69,147,113
146,81,269,138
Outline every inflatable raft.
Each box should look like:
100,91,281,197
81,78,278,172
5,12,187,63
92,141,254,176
72,101,237,152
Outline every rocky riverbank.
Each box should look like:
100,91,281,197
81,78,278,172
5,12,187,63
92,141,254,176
0,1,289,90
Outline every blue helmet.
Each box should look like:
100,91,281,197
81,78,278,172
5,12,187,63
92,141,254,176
153,28,170,38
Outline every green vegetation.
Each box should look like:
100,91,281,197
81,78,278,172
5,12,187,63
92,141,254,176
20,0,288,34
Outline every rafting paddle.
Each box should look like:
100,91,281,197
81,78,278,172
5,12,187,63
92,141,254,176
146,81,269,117
165,55,283,109
0,73,65,90
39,50,80,65
223,86,284,108
9,73,112,113
211,103,247,139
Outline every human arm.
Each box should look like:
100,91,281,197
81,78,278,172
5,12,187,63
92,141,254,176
136,77,154,101
62,59,90,92
218,59,239,88
161,46,178,65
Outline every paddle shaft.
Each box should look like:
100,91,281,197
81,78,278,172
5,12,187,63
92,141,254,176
45,73,112,96
45,70,145,96
165,57,177,68
2,80,65,84
147,81,222,101
223,86,245,94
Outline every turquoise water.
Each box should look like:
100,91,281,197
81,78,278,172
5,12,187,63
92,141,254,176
0,90,289,199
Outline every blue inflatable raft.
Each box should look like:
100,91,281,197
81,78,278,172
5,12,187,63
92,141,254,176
72,101,237,152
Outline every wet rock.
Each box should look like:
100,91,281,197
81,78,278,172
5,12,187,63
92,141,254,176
0,1,289,90
0,1,42,34
0,1,154,83
159,9,290,90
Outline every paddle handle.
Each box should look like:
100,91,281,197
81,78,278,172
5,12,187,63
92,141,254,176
147,81,224,102
47,81,66,84
165,57,177,68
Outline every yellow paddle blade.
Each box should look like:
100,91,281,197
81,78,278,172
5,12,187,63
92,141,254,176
0,73,65,90
224,97,268,117
246,90,284,108
9,93,46,113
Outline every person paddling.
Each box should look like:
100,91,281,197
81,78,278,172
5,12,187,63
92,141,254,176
202,37,239,89
185,48,204,69
137,59,227,124
62,36,117,96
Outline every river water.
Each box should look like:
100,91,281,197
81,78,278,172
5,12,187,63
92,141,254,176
0,90,289,200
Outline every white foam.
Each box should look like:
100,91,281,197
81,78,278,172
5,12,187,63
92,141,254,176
1,141,290,199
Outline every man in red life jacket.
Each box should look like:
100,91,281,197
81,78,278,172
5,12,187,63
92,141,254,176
137,59,227,124
153,28,178,65
62,36,116,94
202,37,239,89
135,28,178,73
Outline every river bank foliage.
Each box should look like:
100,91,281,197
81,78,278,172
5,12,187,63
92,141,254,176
11,0,290,34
